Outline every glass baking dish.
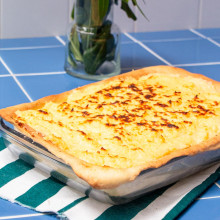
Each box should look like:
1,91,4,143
1,117,220,205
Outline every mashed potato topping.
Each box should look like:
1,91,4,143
15,74,220,168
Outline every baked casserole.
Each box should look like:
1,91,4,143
1,66,220,189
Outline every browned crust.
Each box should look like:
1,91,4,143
1,65,220,189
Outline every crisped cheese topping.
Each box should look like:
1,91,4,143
15,74,220,168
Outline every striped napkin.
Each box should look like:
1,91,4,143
0,137,220,220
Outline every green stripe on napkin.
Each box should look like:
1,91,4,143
58,196,88,213
0,138,6,151
16,177,65,208
96,184,173,220
0,160,33,188
163,166,220,220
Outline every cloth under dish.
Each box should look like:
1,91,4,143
0,138,219,220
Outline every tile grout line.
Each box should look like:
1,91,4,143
0,45,63,51
55,36,66,46
1,60,220,79
0,35,204,51
124,32,172,66
197,0,203,28
174,61,220,67
14,71,66,77
138,37,200,43
197,195,220,200
0,57,33,102
0,74,11,77
215,182,220,189
189,29,220,47
0,72,67,78
0,213,50,219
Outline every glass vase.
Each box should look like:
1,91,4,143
64,0,121,81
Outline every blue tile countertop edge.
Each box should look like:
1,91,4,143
0,28,220,219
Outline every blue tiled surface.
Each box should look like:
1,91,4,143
60,36,67,43
1,47,65,74
0,37,62,49
17,74,92,101
213,38,220,45
0,28,220,219
179,65,220,82
0,77,29,108
179,198,220,220
0,198,56,219
199,183,220,198
0,197,39,216
120,43,164,69
130,29,199,42
0,62,9,75
196,28,220,38
121,33,133,43
144,39,220,65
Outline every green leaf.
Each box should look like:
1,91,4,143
99,20,116,60
83,41,106,74
68,43,77,68
131,0,149,21
71,5,74,19
121,1,137,21
69,26,83,62
99,0,110,21
82,20,116,74
67,56,77,68
106,36,116,61
71,0,148,22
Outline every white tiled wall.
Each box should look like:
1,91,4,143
133,0,200,32
199,0,220,28
0,0,220,39
0,0,70,39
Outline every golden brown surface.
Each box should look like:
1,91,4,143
1,66,220,189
